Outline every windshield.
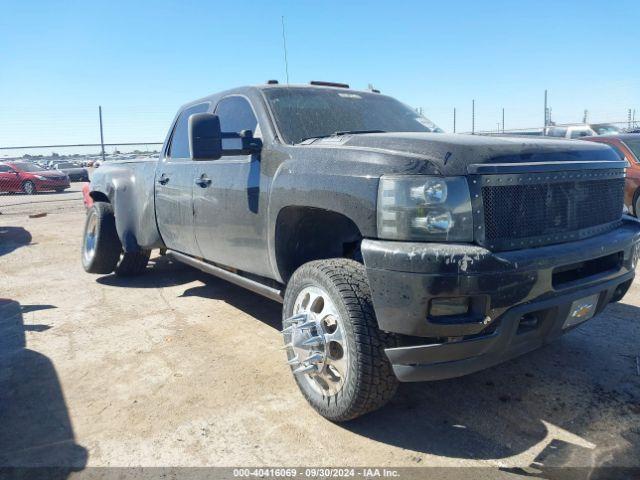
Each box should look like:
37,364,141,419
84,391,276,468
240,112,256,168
263,87,443,144
592,124,622,135
12,162,46,172
623,138,640,162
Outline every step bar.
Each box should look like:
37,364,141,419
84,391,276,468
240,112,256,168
167,250,283,303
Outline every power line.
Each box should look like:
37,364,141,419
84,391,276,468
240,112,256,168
0,142,163,150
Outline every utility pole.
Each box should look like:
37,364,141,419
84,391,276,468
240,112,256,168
583,109,588,124
281,16,290,84
453,107,456,133
629,109,633,130
472,100,475,135
99,106,106,162
502,108,505,133
543,89,548,135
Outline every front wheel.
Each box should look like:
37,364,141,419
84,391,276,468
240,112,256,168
282,259,399,422
22,180,36,195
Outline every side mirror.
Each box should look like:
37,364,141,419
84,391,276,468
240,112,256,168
189,113,222,161
222,130,263,156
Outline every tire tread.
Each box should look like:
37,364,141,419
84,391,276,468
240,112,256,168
284,258,398,421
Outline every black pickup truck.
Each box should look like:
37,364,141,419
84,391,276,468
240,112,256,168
82,82,640,421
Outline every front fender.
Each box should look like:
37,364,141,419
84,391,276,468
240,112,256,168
266,159,380,282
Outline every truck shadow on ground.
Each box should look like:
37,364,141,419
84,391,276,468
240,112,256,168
0,299,87,477
0,226,32,256
97,255,201,289
97,255,283,330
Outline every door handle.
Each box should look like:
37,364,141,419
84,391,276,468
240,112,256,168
195,174,212,188
157,174,170,185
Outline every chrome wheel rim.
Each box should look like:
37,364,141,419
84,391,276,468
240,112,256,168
83,211,98,264
24,182,34,194
283,286,349,397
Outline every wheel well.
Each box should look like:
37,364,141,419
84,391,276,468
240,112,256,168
275,207,363,282
90,191,110,203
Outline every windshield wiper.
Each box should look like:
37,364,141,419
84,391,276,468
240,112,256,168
299,130,386,143
334,129,386,136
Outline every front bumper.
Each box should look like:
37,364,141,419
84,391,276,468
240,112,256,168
36,179,70,190
362,217,640,382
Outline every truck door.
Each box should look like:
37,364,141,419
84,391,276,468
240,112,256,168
155,102,209,256
192,95,272,278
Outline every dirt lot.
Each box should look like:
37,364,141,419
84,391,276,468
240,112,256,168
1,187,639,476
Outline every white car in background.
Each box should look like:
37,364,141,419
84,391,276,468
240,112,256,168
546,123,622,139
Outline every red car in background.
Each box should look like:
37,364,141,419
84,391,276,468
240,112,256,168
583,134,640,217
0,161,70,194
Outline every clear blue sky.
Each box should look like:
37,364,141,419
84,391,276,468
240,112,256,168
1,0,638,152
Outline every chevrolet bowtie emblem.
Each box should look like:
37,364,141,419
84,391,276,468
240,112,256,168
571,303,593,319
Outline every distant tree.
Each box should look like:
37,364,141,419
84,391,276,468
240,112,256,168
51,152,60,158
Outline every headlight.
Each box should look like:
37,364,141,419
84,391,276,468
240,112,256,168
377,175,473,241
34,175,46,180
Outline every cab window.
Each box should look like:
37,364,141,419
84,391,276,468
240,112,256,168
169,103,210,159
215,96,258,135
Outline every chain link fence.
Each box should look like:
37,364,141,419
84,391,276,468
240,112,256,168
0,143,161,218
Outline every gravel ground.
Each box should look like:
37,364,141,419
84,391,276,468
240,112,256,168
1,188,639,478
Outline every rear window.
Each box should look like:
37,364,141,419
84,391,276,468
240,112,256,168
570,129,591,139
548,127,567,137
169,103,210,159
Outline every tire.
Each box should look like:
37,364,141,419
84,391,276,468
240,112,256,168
81,202,122,274
282,259,399,422
22,180,36,195
635,191,640,218
55,188,66,193
114,249,150,276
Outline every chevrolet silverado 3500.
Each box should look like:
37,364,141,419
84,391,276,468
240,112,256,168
82,82,640,421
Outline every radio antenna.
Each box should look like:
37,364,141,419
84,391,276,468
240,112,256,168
281,16,290,84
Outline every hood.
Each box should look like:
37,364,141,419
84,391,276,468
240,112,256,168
306,132,620,175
